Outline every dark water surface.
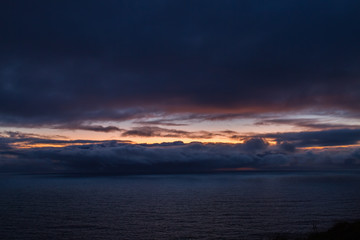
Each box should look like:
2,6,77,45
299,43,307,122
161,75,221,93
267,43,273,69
1,171,360,240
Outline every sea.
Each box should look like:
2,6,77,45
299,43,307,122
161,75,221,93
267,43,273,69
1,171,360,240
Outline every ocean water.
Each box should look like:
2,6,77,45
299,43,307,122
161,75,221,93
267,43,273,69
1,171,360,240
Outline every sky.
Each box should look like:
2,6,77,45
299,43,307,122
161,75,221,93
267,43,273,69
1,0,360,174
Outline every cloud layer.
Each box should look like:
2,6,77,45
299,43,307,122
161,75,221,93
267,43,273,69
1,1,359,174
1,131,360,174
1,0,360,128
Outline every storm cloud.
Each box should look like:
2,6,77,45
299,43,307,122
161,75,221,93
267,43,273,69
1,1,360,174
1,139,359,174
1,0,360,127
263,128,360,147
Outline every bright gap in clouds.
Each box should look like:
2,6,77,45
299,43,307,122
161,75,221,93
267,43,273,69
2,112,360,147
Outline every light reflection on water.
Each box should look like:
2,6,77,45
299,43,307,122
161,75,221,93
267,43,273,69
0,171,360,240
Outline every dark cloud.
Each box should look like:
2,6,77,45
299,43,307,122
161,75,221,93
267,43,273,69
133,113,254,127
278,142,296,153
134,120,188,127
243,138,269,152
122,126,216,139
263,128,360,147
63,124,124,133
0,141,11,151
256,118,360,130
2,1,359,175
1,139,359,174
0,131,128,147
1,0,360,125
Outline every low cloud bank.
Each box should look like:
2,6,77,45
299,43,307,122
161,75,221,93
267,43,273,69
1,138,359,174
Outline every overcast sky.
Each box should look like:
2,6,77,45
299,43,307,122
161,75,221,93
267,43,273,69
1,0,360,173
